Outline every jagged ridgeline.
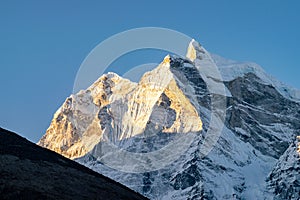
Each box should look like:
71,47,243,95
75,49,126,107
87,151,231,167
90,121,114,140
39,39,300,199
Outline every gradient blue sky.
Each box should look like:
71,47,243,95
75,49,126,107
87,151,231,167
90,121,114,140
1,1,300,142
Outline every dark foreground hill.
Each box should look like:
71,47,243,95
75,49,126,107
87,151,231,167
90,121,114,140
0,127,147,200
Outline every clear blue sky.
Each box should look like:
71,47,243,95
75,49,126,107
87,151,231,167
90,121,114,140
1,0,300,142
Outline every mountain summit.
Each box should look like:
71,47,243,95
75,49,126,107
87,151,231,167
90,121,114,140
38,51,203,160
39,39,300,199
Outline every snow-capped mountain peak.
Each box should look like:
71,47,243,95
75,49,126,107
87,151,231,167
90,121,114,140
38,39,300,199
38,50,204,160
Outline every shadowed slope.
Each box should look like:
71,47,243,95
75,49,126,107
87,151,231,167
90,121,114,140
0,127,148,200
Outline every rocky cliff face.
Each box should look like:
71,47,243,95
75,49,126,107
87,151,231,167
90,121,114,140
39,39,300,199
266,136,300,200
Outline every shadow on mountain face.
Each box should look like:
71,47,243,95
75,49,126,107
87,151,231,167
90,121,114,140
0,127,148,200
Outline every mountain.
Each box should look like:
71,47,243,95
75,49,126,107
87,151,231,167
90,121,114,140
38,39,300,199
0,127,148,200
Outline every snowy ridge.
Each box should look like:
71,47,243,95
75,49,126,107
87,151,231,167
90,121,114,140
211,54,300,102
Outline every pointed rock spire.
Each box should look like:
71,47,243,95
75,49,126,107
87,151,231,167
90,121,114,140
186,39,206,61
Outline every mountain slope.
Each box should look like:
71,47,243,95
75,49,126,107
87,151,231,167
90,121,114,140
266,136,300,199
38,39,300,199
0,127,147,200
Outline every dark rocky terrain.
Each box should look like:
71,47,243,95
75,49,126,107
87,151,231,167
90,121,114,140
0,127,148,200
